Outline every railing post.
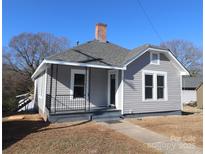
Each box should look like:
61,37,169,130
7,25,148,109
54,64,58,113
49,64,53,112
85,67,87,112
89,67,91,112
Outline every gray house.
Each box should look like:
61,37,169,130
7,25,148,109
32,23,189,122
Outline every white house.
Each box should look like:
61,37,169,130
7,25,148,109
182,75,202,104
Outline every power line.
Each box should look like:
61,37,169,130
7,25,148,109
137,0,163,42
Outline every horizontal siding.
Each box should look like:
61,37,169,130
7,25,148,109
36,71,46,112
124,51,181,114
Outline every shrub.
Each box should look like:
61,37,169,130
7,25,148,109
2,97,18,116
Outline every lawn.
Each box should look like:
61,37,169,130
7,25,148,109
128,111,203,148
3,114,161,154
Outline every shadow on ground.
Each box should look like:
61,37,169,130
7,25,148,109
2,115,91,150
181,111,195,115
2,119,49,150
35,120,91,133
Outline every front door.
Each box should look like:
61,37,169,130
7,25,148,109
110,74,116,106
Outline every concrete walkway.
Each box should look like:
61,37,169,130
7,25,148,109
99,120,202,154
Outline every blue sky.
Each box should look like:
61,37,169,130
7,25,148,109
3,0,202,49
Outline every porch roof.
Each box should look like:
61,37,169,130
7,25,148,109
31,59,126,80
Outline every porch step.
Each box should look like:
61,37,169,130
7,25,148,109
48,113,92,123
91,110,122,122
48,109,122,123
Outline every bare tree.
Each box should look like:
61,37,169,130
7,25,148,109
160,40,202,75
2,64,33,114
3,32,69,76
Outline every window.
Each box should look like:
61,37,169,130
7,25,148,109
150,52,160,64
157,75,164,99
143,70,167,101
73,74,85,98
145,74,153,99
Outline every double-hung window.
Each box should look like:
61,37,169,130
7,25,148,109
157,75,164,99
73,74,85,98
143,70,167,101
71,69,87,99
145,74,153,99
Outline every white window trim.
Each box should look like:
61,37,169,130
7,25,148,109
70,69,89,100
107,70,118,107
142,70,168,102
150,52,160,65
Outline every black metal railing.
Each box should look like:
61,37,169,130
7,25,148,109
46,94,51,111
46,94,87,113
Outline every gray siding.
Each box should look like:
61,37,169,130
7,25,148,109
46,65,108,110
123,51,181,114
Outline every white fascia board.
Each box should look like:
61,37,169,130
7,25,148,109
31,59,126,80
124,47,189,75
45,60,126,70
31,60,47,80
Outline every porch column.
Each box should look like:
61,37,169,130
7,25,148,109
86,67,91,111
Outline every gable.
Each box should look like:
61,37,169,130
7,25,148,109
125,51,179,77
125,47,189,75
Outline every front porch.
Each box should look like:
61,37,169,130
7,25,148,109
44,64,123,115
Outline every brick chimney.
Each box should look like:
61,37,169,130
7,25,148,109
95,23,107,42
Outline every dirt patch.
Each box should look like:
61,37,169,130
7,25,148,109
128,114,203,148
3,114,43,122
3,114,161,154
183,105,202,114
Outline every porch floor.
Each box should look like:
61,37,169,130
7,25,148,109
49,106,118,115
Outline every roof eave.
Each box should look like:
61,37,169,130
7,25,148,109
31,59,126,80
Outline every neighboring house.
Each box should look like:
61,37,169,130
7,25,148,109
196,83,203,109
32,23,189,122
182,75,202,104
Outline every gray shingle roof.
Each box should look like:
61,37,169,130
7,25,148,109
46,40,179,68
122,44,170,65
47,40,130,67
182,75,203,89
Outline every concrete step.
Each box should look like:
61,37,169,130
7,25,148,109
90,110,122,122
48,113,92,123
